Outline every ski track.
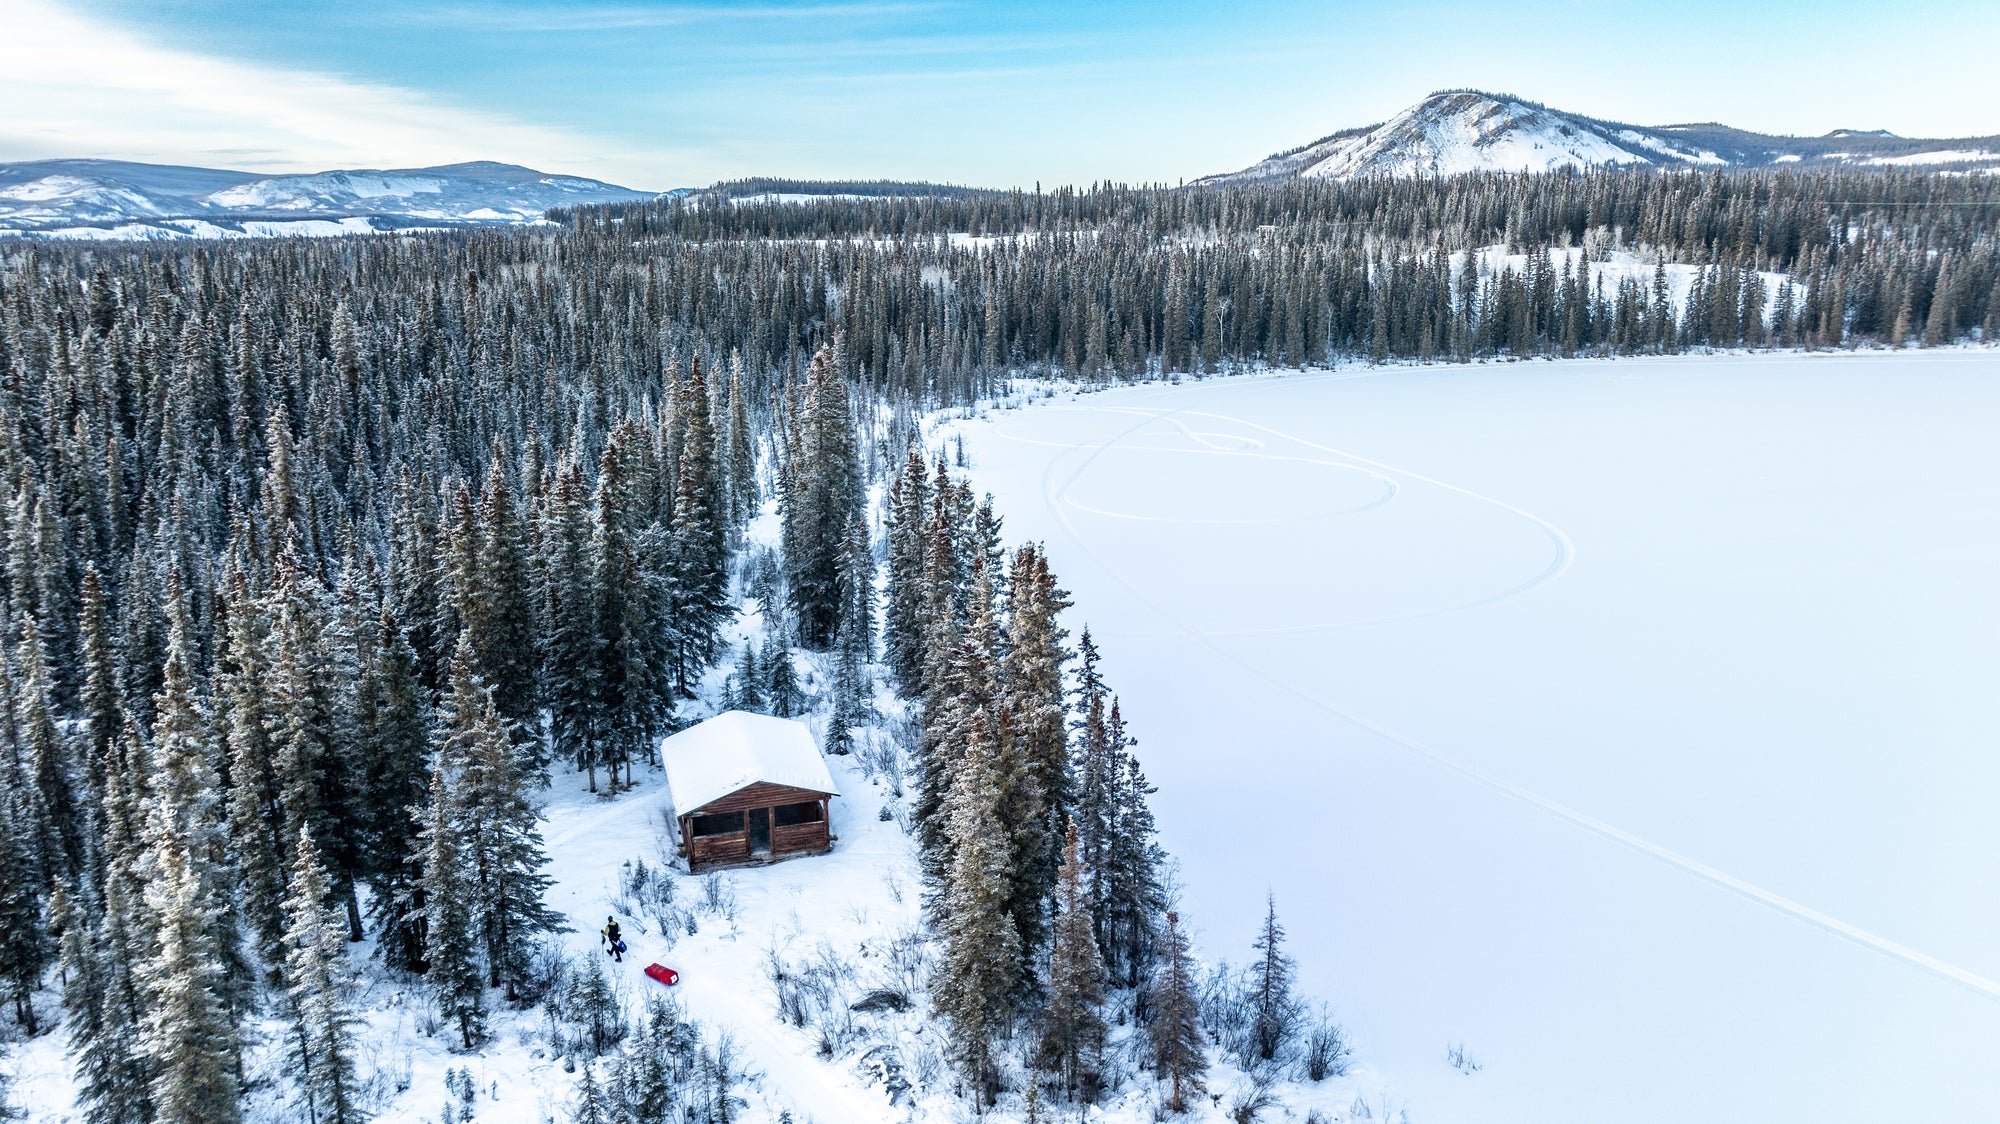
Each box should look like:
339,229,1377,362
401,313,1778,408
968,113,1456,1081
1020,385,2000,1006
1003,402,1571,637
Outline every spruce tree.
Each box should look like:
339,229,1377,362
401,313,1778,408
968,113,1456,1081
725,360,758,531
1000,543,1070,968
416,761,484,1049
138,836,243,1124
266,553,364,938
667,358,731,695
929,712,1021,1105
439,635,563,999
358,610,431,971
1100,701,1163,987
0,781,48,1032
1037,822,1106,1100
881,448,930,694
734,642,763,712
1147,910,1206,1114
18,615,85,886
540,457,602,789
763,634,800,718
1247,892,1299,1065
147,592,253,1039
570,1062,611,1124
780,344,863,649
281,829,363,1124
473,457,539,752
67,748,156,1124
220,565,288,967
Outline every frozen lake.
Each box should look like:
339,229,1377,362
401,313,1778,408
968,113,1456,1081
946,351,2000,1123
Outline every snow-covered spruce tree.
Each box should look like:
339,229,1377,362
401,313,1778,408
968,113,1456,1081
1147,910,1207,1114
916,557,1006,893
734,642,763,712
569,1061,611,1124
566,955,621,1058
668,357,732,696
780,343,864,649
763,633,800,718
1037,822,1107,1101
593,424,676,789
266,551,365,940
1246,892,1301,1066
138,835,242,1124
437,634,564,999
281,828,364,1124
725,357,758,532
0,778,49,1032
219,561,290,968
540,455,604,789
18,615,85,888
881,448,930,695
1069,631,1116,952
930,711,1022,1106
824,641,865,756
357,608,431,972
416,758,484,1049
76,564,123,823
841,509,875,660
146,592,253,1053
388,468,447,693
472,456,540,755
66,744,156,1124
1000,542,1071,972
1100,700,1164,987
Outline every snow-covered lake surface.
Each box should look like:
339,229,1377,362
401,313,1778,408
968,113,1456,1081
947,351,2000,1124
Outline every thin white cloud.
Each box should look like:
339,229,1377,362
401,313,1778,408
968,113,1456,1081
383,2,934,32
0,0,676,186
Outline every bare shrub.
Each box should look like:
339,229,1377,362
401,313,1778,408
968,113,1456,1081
1299,1005,1352,1082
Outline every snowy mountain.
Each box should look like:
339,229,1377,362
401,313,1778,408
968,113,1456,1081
0,158,657,240
1198,90,2000,184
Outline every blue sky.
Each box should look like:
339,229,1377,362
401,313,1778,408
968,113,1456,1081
6,0,1999,189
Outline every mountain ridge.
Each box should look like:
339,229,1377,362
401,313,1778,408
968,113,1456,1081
0,158,658,239
1197,90,2000,184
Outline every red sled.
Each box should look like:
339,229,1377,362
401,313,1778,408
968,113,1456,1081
644,963,680,987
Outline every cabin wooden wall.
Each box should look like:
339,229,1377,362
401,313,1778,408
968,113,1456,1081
679,782,833,872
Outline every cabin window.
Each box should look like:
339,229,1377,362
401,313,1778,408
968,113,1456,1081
773,800,824,827
689,810,744,837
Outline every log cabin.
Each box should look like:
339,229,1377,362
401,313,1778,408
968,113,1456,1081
661,710,840,873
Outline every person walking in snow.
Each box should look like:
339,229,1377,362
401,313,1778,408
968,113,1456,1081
602,916,624,962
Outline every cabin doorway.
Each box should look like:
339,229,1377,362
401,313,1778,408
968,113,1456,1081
748,808,771,855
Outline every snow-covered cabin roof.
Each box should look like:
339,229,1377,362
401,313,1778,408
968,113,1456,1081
660,711,840,816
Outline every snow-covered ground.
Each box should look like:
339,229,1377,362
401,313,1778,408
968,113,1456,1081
942,350,2000,1124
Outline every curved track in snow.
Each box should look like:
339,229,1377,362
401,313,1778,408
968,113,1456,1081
1028,390,2000,1005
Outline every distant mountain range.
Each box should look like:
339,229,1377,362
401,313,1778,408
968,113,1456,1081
0,159,656,240
1197,90,2000,184
8,93,1998,241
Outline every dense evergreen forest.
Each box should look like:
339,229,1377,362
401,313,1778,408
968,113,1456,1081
0,166,1992,1122
574,167,2000,393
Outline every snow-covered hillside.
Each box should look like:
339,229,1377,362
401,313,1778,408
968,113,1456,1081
1198,90,2000,183
941,351,2000,1124
0,159,657,240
